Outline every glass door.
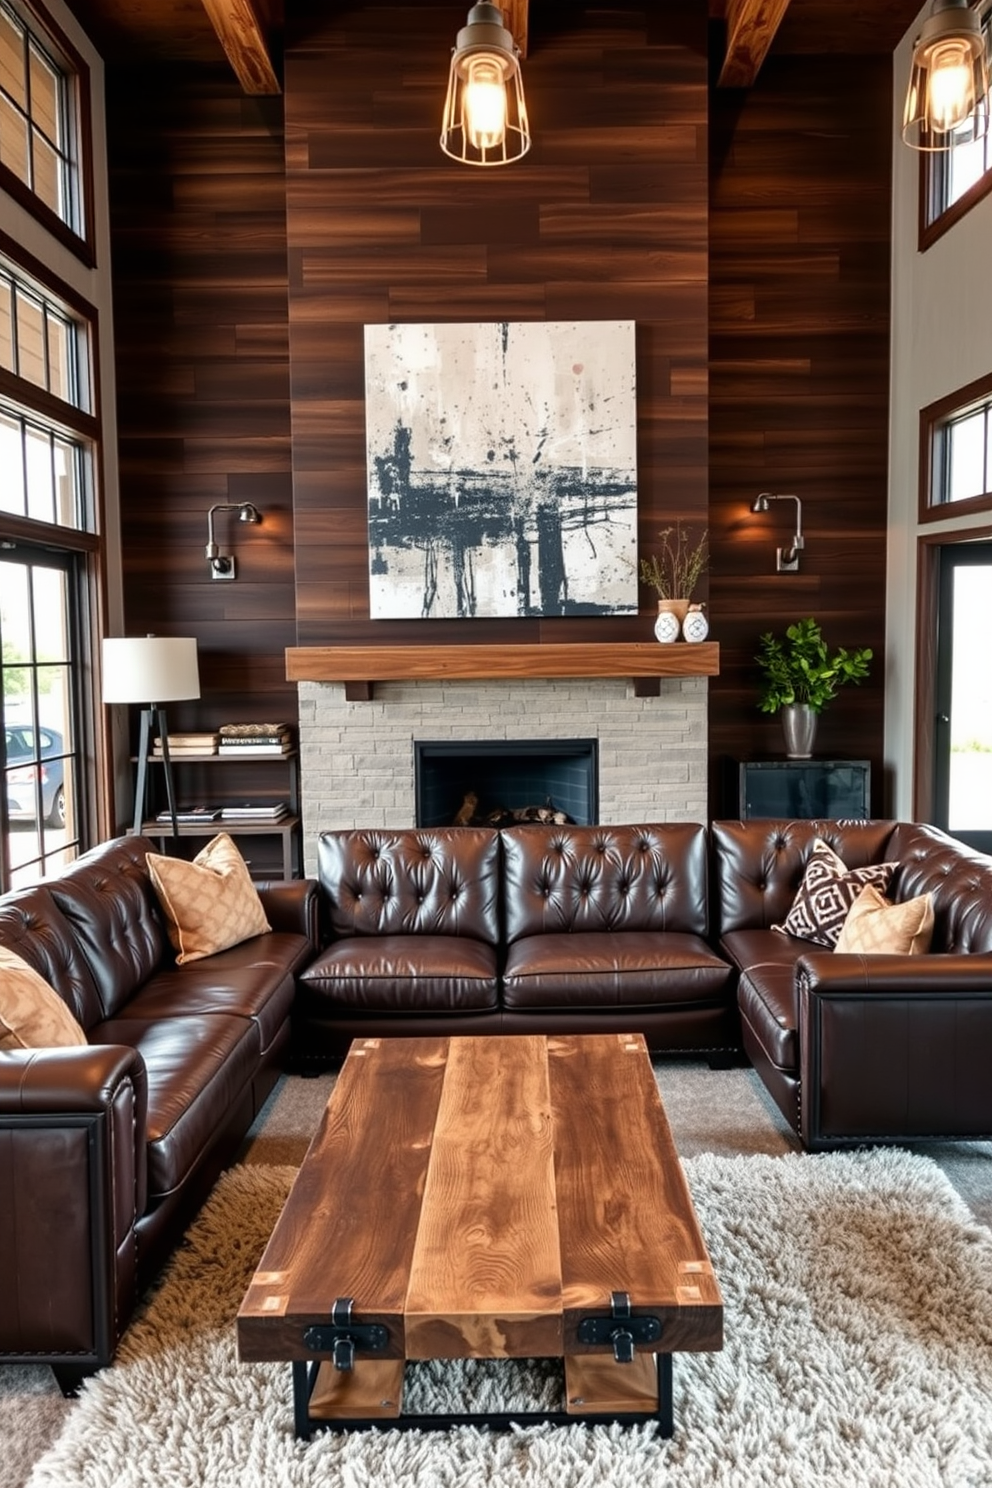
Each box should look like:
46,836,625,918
934,543,992,853
0,545,81,890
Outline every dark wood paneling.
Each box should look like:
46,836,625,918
97,7,899,829
284,0,711,649
105,66,295,854
708,52,891,813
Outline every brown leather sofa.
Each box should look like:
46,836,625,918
711,818,992,1150
0,834,318,1389
295,823,739,1060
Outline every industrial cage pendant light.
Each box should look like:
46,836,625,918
902,0,990,150
440,3,531,167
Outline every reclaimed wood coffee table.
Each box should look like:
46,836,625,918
237,1032,722,1437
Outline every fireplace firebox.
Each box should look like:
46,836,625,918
414,739,598,828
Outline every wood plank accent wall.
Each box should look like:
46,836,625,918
100,23,896,826
283,0,710,649
105,66,296,740
707,53,891,813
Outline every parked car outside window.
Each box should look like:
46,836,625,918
5,724,65,826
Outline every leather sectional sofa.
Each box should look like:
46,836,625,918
710,818,992,1150
5,815,992,1386
300,818,992,1153
295,822,741,1059
0,834,318,1389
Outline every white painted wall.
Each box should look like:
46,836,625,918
0,0,121,631
887,4,992,818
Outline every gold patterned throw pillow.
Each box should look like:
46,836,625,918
835,883,935,956
0,945,88,1050
147,832,271,964
773,838,896,949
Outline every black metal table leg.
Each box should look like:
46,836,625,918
657,1352,674,1438
289,1352,679,1440
293,1360,315,1440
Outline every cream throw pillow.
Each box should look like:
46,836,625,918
147,832,271,965
0,945,88,1050
835,883,935,956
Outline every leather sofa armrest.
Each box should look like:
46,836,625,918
796,952,992,1149
0,1043,147,1116
255,877,320,948
0,1045,149,1373
797,950,992,996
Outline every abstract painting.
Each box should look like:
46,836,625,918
364,320,638,619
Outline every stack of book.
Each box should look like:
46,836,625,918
152,732,219,757
218,723,294,757
155,805,222,824
219,800,289,821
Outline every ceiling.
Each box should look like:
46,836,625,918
64,0,927,94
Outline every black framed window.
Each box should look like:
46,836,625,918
0,250,96,530
933,542,992,854
0,0,92,260
0,259,90,410
0,544,83,889
0,244,103,879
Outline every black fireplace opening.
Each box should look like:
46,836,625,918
414,739,599,828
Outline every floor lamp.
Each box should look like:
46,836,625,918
102,636,201,838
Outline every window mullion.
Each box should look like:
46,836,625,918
9,282,18,379
21,14,33,194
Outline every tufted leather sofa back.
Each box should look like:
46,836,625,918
318,827,501,942
0,887,106,1029
501,822,709,942
710,819,900,936
888,821,992,953
48,835,169,1020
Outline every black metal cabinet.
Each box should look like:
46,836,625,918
735,760,871,821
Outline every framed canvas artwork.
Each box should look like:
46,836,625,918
364,320,638,619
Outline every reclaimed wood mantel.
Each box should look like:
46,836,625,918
285,642,719,700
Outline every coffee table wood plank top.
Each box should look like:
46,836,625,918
548,1034,723,1356
238,1036,450,1361
237,1031,723,1435
404,1036,563,1359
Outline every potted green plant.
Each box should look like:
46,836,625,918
755,617,872,757
639,523,709,641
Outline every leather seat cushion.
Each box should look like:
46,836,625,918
299,935,499,1011
115,931,309,1053
89,1013,260,1200
722,929,804,1073
502,931,733,1009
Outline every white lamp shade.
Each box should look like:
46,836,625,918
102,636,201,704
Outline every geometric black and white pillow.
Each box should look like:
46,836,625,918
772,838,896,948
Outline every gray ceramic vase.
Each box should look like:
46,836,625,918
780,703,818,759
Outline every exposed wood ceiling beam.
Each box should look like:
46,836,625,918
199,0,280,94
718,0,792,88
502,0,528,60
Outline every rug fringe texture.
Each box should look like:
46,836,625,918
26,1149,992,1488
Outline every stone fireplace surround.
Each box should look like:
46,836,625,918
296,676,708,876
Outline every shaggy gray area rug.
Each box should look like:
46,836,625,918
26,1149,992,1488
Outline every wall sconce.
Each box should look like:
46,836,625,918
205,501,262,580
440,3,531,167
902,0,990,150
751,492,804,573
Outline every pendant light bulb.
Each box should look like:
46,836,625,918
465,56,508,150
928,40,976,129
440,3,531,167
